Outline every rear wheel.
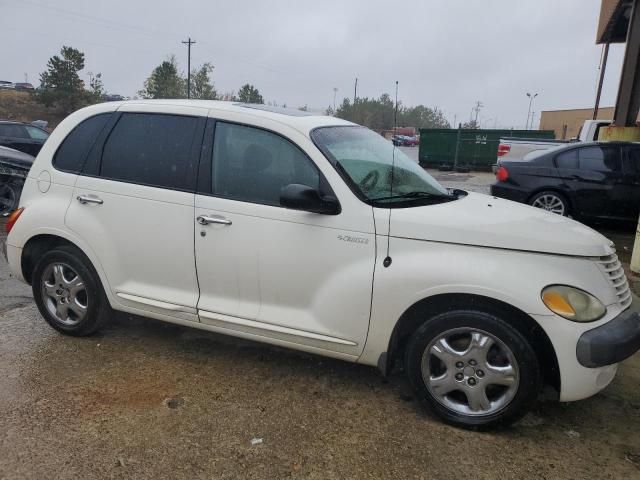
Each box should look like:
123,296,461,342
32,246,111,336
529,191,569,216
405,309,540,430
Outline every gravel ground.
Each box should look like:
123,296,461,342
1,167,639,479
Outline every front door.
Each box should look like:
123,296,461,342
66,108,206,321
194,119,376,357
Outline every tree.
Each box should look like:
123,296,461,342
237,84,264,104
400,105,450,129
325,105,335,116
190,62,216,100
335,94,451,130
38,46,89,115
88,72,104,102
462,119,480,129
139,56,185,99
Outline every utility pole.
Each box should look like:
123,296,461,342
593,43,610,120
354,77,358,104
333,87,338,111
526,92,538,129
473,101,483,125
182,37,196,99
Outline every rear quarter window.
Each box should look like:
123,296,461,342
555,150,578,169
53,113,112,173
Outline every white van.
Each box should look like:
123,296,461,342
3,101,639,429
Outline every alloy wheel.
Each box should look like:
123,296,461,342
41,262,88,326
531,194,565,215
421,328,520,416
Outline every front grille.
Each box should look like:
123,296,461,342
598,253,632,309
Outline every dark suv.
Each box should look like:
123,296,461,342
0,121,50,156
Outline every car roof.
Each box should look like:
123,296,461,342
109,99,356,135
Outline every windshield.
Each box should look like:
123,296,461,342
311,126,451,206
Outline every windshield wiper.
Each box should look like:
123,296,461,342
375,191,454,202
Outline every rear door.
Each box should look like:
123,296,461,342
621,145,640,220
575,145,625,219
555,145,623,219
65,106,206,321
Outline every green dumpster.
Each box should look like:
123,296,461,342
418,128,555,171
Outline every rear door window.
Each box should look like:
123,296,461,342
578,146,621,172
99,113,200,191
53,113,111,173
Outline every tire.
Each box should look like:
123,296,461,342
0,182,21,216
528,190,569,216
405,309,540,430
32,245,111,336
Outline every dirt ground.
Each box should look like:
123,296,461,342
1,169,639,480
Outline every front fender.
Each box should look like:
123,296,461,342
358,236,612,367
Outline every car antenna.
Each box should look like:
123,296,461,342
383,80,399,269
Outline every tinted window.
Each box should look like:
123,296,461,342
53,114,111,173
579,146,621,172
555,149,578,169
0,124,28,138
212,122,320,206
25,126,49,140
624,146,640,174
100,113,199,190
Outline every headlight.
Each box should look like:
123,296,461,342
541,285,606,322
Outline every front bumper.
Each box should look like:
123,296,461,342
576,309,640,368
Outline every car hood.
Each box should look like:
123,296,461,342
388,192,613,257
0,146,35,170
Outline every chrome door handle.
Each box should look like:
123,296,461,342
197,215,232,226
76,195,103,205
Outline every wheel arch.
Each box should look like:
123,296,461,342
383,293,560,392
20,234,104,288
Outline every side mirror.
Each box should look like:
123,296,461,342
280,184,340,215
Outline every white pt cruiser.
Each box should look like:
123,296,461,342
3,101,640,429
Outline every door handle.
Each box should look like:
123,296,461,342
76,194,103,205
197,215,232,226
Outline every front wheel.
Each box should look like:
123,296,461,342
405,309,540,430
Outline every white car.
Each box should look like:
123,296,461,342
3,101,639,429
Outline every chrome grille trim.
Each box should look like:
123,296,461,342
598,252,632,309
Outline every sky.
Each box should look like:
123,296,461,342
0,0,627,129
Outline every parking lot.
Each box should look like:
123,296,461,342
1,169,639,480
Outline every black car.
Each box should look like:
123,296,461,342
491,141,640,222
0,120,49,156
0,146,34,215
